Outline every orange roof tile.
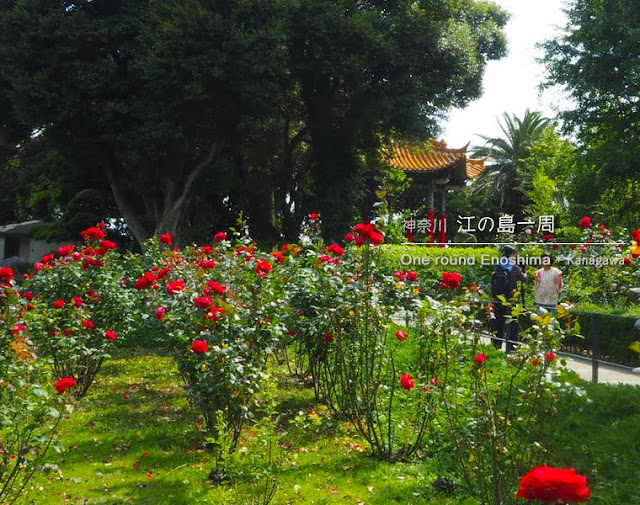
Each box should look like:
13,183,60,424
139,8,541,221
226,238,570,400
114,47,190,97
386,139,486,180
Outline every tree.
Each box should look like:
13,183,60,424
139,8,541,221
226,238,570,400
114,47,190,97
469,109,551,221
0,0,293,246
0,0,509,245
291,0,509,239
542,0,640,227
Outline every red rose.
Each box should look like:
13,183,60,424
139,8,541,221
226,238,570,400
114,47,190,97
166,279,186,295
80,227,105,241
157,266,171,279
104,330,117,341
395,330,408,341
474,353,486,364
352,222,384,246
579,216,592,228
54,377,76,395
324,333,333,343
271,251,285,263
344,232,355,242
327,243,344,256
256,261,272,277
624,257,632,266
191,339,208,355
198,259,216,269
82,320,94,329
207,281,227,295
440,271,462,289
22,291,34,301
53,299,65,309
393,271,405,282
213,231,227,243
155,306,166,320
543,233,555,242
194,296,213,309
400,373,414,390
430,377,438,386
0,267,14,286
405,270,417,282
544,352,556,363
58,245,74,257
159,233,173,245
63,329,72,337
516,466,591,503
41,253,55,264
98,240,116,254
309,213,320,220
288,329,296,336
72,296,83,308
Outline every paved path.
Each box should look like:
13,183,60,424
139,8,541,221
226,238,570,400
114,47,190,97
560,354,640,386
480,334,640,386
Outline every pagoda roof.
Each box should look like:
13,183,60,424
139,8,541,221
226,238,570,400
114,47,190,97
386,139,486,183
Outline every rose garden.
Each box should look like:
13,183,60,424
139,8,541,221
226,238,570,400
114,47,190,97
2,210,640,505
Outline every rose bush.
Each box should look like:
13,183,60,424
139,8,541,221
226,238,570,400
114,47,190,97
22,224,136,396
0,269,71,504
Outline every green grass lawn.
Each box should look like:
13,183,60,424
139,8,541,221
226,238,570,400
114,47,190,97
15,348,640,505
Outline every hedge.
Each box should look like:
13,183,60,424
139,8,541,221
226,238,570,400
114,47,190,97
378,244,500,290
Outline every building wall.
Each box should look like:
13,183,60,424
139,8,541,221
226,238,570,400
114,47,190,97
29,239,64,263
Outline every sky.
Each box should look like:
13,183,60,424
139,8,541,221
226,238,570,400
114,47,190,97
441,0,568,149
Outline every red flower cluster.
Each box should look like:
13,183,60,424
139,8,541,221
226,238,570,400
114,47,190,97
82,319,94,329
159,233,172,245
474,353,486,364
213,231,227,243
155,306,166,320
206,281,227,296
516,466,591,503
544,352,556,363
308,213,320,220
53,299,65,309
271,251,285,263
80,227,106,241
72,296,83,308
352,222,383,247
439,271,462,289
400,373,414,390
344,232,355,242
395,330,408,341
393,271,405,281
135,272,158,290
191,339,208,355
256,261,272,277
632,229,640,243
543,233,555,242
579,216,592,229
55,377,76,395
104,330,117,341
405,270,417,282
324,333,333,343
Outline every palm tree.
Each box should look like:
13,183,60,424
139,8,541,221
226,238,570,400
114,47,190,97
470,109,551,220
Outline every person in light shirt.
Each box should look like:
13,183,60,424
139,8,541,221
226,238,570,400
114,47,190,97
534,252,563,313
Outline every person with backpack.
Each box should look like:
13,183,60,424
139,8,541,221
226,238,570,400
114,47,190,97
490,245,527,353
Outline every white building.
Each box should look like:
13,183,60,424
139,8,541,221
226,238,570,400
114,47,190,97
0,220,67,264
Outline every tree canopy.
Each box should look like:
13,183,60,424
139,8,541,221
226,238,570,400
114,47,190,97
542,0,640,227
0,0,508,246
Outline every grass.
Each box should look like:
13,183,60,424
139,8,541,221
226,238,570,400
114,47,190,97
15,348,640,505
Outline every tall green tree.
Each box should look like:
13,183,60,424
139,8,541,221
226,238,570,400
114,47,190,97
542,0,640,227
470,109,551,221
0,0,508,245
292,0,509,239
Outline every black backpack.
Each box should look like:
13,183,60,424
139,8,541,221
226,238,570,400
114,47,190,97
491,265,510,298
